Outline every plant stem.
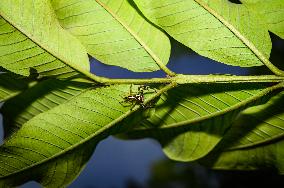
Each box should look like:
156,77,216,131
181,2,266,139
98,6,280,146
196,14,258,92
261,59,284,76
84,71,284,85
174,75,284,84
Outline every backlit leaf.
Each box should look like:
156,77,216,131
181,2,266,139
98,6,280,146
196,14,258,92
225,91,284,150
241,0,284,39
0,84,166,187
201,92,284,173
52,0,171,72
0,0,89,78
1,78,93,138
133,0,272,67
0,73,31,102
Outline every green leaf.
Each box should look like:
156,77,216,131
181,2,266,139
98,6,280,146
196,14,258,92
0,73,32,102
203,139,284,173
0,0,90,78
52,0,171,73
1,78,93,138
133,0,271,67
201,91,284,173
125,83,282,162
1,78,96,187
241,0,284,39
240,0,259,3
0,83,166,187
1,138,97,188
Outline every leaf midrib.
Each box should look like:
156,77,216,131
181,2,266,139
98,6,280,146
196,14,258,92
0,84,175,179
94,0,172,74
228,134,284,151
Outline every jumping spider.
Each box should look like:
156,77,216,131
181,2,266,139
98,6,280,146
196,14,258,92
123,85,151,108
124,93,146,108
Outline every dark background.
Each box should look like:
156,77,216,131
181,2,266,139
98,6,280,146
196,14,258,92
1,32,284,187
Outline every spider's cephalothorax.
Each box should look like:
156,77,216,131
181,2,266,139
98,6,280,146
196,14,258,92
124,93,145,108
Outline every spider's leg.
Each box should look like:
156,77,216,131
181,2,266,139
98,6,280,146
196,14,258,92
131,103,137,110
129,84,134,95
119,100,133,107
140,103,146,108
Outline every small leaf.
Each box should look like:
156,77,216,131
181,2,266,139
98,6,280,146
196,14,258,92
125,83,280,161
0,0,90,78
133,0,271,67
0,73,31,102
52,0,171,72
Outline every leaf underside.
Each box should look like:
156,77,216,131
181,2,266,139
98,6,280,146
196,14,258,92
0,0,90,78
133,0,272,67
201,92,284,173
241,0,284,39
226,92,284,150
126,83,275,161
0,84,160,187
0,73,30,102
1,78,93,138
0,0,283,186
